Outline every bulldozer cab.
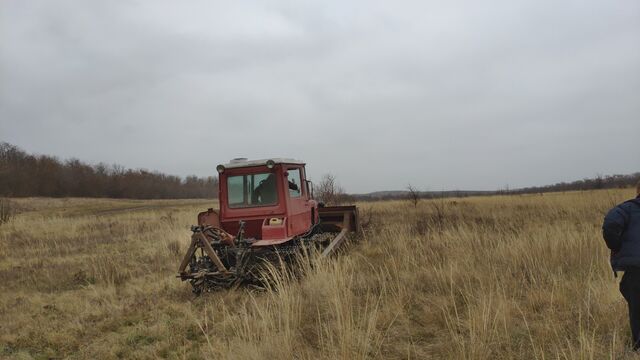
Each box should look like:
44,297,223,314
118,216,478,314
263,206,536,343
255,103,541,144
209,158,317,244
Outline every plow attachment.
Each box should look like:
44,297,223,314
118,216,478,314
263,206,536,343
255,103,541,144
178,206,359,294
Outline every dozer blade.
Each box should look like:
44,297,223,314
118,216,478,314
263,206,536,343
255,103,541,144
318,205,358,257
318,205,358,232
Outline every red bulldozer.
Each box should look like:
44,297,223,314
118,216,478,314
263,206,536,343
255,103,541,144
178,158,358,293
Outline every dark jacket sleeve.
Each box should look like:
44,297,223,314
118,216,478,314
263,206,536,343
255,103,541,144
603,206,629,251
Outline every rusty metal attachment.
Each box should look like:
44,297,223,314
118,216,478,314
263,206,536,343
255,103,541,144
178,206,358,294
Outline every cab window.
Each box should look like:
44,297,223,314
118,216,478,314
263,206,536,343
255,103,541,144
227,172,277,207
287,168,302,198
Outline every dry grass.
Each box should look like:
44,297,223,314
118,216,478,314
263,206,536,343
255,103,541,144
0,190,638,359
0,199,12,226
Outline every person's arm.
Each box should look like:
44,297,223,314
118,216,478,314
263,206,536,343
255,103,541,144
603,206,630,251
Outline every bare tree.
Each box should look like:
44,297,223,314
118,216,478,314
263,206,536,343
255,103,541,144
315,174,347,205
407,184,420,208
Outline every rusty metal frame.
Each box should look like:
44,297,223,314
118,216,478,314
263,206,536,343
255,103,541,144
178,232,228,275
178,236,197,274
198,232,228,273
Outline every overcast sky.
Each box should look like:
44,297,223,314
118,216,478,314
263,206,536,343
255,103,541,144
1,0,638,193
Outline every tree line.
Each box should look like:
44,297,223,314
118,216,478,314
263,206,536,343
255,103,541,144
0,142,218,199
508,173,640,195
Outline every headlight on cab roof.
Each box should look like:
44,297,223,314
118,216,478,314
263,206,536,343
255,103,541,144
216,165,225,174
266,159,275,169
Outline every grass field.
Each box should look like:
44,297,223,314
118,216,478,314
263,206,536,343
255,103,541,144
0,190,637,359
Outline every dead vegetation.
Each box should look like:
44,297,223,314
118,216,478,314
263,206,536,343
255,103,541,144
315,174,353,205
0,191,636,358
0,198,12,226
406,184,421,208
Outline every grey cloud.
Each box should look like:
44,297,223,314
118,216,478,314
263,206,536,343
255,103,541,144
1,0,639,193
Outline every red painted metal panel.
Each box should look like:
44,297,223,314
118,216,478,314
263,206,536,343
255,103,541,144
261,218,288,240
222,219,263,239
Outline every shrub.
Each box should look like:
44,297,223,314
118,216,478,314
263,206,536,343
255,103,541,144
407,184,420,207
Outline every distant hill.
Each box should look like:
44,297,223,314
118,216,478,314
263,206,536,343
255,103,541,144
352,190,495,201
353,173,640,201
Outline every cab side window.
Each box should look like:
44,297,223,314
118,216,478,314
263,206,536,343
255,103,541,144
287,168,302,198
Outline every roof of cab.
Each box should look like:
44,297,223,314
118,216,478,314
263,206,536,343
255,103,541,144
220,158,305,169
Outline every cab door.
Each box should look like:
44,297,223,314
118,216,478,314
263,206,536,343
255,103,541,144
285,166,312,236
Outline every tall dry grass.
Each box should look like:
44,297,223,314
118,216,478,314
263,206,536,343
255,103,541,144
0,191,636,359
0,198,12,226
